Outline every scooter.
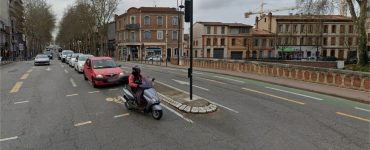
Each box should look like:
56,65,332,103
121,76,163,120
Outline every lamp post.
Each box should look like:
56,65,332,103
178,0,184,65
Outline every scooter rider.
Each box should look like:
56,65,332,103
128,65,144,106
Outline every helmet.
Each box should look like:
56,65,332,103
132,65,141,76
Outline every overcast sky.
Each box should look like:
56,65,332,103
47,0,298,39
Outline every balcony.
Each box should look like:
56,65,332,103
125,24,140,30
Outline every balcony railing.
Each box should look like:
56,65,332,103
125,24,140,30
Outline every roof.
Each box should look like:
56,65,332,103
89,57,113,60
268,15,352,21
139,7,177,13
196,22,252,27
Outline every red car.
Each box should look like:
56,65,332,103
83,57,124,87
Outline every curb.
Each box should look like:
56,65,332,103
158,93,217,114
0,61,14,66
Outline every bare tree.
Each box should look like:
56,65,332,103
297,0,369,66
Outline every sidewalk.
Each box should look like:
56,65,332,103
123,61,370,104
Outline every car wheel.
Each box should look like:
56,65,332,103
84,73,88,80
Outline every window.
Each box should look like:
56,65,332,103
254,39,259,46
348,37,353,46
262,39,266,47
206,38,211,46
307,37,312,45
157,31,163,40
172,16,178,26
285,24,290,32
330,50,335,56
270,39,274,47
353,37,357,45
349,25,353,33
172,31,178,40
331,25,336,33
244,39,248,47
232,38,236,46
293,25,298,33
213,38,218,46
340,25,345,33
118,21,121,29
144,31,151,40
130,16,135,24
300,37,304,45
331,37,336,45
207,27,211,34
157,16,163,25
130,31,135,41
293,37,297,45
324,25,328,33
323,37,327,45
221,38,225,46
144,16,150,25
264,18,267,22
301,24,305,33
221,27,225,34
339,37,344,46
278,25,283,33
308,25,313,33
214,26,217,34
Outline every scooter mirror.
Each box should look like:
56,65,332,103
152,78,155,82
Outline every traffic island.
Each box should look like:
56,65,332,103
155,82,217,114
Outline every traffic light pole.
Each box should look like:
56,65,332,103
185,0,193,100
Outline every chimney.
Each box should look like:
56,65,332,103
255,16,259,29
268,12,272,32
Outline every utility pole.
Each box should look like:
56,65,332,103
185,0,193,100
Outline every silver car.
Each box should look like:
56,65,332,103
34,54,50,66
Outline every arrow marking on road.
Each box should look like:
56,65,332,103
265,87,323,101
0,136,18,142
242,88,306,105
172,79,209,91
355,107,370,113
14,101,29,104
64,69,68,74
70,78,77,87
214,76,245,83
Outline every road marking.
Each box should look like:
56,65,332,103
14,101,29,104
26,69,33,73
88,91,100,94
209,101,239,113
66,94,79,97
20,73,29,80
64,69,68,73
10,82,23,93
70,78,77,87
46,67,51,71
265,87,323,101
61,65,64,68
156,81,200,100
109,88,118,91
214,76,245,83
242,88,306,105
74,121,92,127
114,113,130,118
160,103,194,123
172,79,209,91
336,112,370,123
0,136,18,142
197,77,226,85
355,107,370,113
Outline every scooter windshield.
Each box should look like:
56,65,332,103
140,77,154,89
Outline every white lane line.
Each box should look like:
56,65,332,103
70,78,77,87
172,79,209,91
265,87,323,101
64,69,68,73
14,101,29,104
88,91,100,94
355,107,370,113
114,113,130,118
193,72,204,75
46,67,51,71
197,77,226,85
0,136,18,142
156,81,201,100
160,103,194,123
109,88,118,91
213,76,245,83
74,121,92,127
66,94,79,97
210,101,239,113
193,85,209,91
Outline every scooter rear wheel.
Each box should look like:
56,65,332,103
152,110,162,120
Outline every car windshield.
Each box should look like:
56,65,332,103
36,55,48,58
78,55,92,61
93,59,116,69
44,51,51,55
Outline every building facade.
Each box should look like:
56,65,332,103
0,0,10,59
367,2,370,56
193,22,252,59
257,13,356,60
9,0,25,59
249,28,275,59
115,7,184,61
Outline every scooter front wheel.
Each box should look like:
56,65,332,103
124,102,133,110
152,110,162,120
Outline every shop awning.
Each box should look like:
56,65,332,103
281,47,295,52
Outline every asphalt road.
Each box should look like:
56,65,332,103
0,60,369,150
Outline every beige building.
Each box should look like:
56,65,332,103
249,28,275,59
115,7,184,61
193,22,252,59
367,3,370,55
256,13,356,60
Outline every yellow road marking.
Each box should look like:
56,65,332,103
9,82,23,93
26,69,33,73
74,121,92,127
336,112,370,123
241,88,306,105
20,73,29,80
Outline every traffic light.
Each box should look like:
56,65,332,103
184,0,192,22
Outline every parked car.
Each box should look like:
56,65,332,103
83,57,124,88
61,50,73,62
65,53,73,64
146,55,162,61
74,54,94,73
34,54,50,66
69,53,82,67
44,51,53,59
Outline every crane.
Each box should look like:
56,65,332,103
244,0,300,18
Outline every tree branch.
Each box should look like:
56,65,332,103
346,0,358,22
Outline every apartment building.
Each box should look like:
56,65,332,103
9,0,25,56
115,7,184,60
0,0,10,58
257,13,356,60
249,28,275,59
193,22,252,59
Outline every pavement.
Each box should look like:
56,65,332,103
131,60,370,104
0,59,369,149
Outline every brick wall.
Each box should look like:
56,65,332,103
177,58,370,91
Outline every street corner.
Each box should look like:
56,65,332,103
159,93,217,114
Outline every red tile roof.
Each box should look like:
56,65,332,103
196,22,252,27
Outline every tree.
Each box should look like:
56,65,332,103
297,0,369,66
